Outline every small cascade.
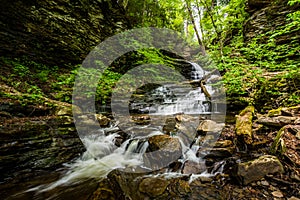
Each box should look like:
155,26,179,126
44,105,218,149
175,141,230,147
190,62,205,80
149,62,212,115
27,62,225,196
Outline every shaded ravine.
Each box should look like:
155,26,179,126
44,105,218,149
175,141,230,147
28,62,224,190
1,64,299,199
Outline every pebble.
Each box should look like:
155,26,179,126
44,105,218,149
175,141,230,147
272,191,284,198
269,185,278,191
260,180,269,186
288,197,300,200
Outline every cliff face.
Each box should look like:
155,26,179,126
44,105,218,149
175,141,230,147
0,0,129,66
244,0,300,42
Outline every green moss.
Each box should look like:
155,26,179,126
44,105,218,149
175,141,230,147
270,127,287,155
267,108,283,117
235,106,255,145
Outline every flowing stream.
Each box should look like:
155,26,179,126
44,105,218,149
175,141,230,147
21,62,225,198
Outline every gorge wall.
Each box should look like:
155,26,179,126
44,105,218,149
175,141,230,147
245,0,300,43
0,0,130,66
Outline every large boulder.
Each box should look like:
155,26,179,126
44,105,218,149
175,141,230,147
232,155,284,185
138,177,170,198
181,160,206,175
92,170,192,200
162,118,177,134
197,120,224,135
143,135,182,170
96,114,111,127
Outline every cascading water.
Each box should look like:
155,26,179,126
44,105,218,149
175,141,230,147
149,62,212,115
190,62,205,80
28,62,225,194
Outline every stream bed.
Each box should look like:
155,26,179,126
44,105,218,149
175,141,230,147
1,63,299,199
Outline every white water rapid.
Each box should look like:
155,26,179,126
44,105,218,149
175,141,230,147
29,62,224,193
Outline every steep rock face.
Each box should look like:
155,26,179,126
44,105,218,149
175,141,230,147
244,0,299,41
0,0,129,66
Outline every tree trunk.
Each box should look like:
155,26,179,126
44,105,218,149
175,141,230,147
195,0,206,45
185,0,206,56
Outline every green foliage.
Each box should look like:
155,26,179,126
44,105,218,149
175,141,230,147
125,0,184,30
1,0,299,110
12,63,30,77
97,69,122,104
288,0,300,6
201,0,300,109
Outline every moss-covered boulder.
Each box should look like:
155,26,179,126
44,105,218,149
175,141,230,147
235,106,255,145
233,155,284,185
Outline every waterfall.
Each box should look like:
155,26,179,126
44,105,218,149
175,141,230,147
28,62,225,193
190,62,204,80
149,62,211,115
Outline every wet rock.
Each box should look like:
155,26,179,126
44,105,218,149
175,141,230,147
0,116,83,181
233,155,284,185
197,147,235,159
189,177,225,199
235,106,255,145
176,122,198,146
90,179,116,200
144,135,182,170
95,114,110,127
162,118,177,134
147,135,181,152
138,175,192,199
197,120,224,135
101,170,193,200
139,177,169,197
169,161,183,172
131,114,151,125
175,114,196,122
181,161,206,175
105,169,143,200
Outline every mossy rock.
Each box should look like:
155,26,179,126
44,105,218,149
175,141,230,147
235,106,255,145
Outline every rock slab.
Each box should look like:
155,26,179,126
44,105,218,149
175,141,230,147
234,155,284,185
